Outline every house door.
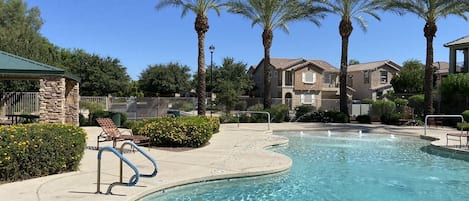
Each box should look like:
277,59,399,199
285,93,292,110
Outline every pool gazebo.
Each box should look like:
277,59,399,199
0,51,80,125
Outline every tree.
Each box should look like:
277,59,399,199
138,62,191,97
320,0,382,115
213,57,253,112
227,0,327,109
0,0,58,92
156,0,224,116
348,59,360,65
390,59,424,94
382,0,469,116
58,49,131,96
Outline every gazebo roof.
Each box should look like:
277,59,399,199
0,50,80,81
444,35,469,47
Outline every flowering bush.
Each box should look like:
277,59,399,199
138,116,218,147
0,124,86,183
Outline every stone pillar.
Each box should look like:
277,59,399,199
65,80,80,126
39,77,66,124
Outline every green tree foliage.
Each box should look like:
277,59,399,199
57,49,131,96
408,94,424,118
139,62,191,97
440,73,469,114
213,58,253,112
390,59,424,94
0,0,57,92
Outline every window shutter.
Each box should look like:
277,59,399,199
312,73,317,83
311,94,316,105
302,73,305,83
300,94,304,104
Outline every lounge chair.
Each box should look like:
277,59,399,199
96,118,151,149
446,130,469,148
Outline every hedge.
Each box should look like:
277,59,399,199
138,116,217,148
0,124,86,183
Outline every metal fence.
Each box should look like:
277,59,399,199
0,93,369,120
0,92,39,116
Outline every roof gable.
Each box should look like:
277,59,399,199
348,60,401,72
444,35,469,47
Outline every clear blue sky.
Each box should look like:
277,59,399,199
24,0,468,80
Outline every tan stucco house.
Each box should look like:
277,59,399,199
249,58,340,110
347,60,401,101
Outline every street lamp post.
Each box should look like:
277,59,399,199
209,45,215,117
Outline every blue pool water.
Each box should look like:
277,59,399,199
141,131,469,201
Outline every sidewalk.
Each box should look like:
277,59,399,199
0,123,464,201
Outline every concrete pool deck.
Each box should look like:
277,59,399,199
0,122,466,201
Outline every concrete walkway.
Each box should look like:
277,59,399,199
0,123,465,201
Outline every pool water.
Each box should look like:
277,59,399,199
141,131,469,201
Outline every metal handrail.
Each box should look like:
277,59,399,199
96,146,140,195
119,141,158,183
424,114,464,136
236,111,271,130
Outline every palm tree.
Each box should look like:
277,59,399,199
156,0,223,116
382,0,469,116
226,0,327,109
320,0,382,115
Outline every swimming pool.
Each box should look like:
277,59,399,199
140,131,469,201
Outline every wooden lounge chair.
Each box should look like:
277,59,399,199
96,118,151,149
446,130,469,148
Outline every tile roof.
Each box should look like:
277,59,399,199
444,35,469,47
433,61,462,74
269,58,338,72
347,60,401,72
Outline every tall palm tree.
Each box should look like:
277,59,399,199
226,0,327,109
320,0,382,115
156,0,223,116
382,0,469,116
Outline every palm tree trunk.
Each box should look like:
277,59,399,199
339,19,352,115
263,29,273,109
195,14,209,116
423,22,437,116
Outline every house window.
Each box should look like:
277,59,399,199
301,94,316,105
302,71,316,84
323,72,331,84
364,71,370,84
285,71,293,86
380,71,388,83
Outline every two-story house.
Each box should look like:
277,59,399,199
347,60,401,101
249,58,340,110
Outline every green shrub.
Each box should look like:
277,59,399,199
138,116,215,147
219,113,238,123
333,112,349,123
356,115,371,124
380,113,402,125
295,105,315,119
267,104,290,123
462,110,469,122
408,94,424,118
0,124,86,182
457,122,469,131
296,111,347,123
